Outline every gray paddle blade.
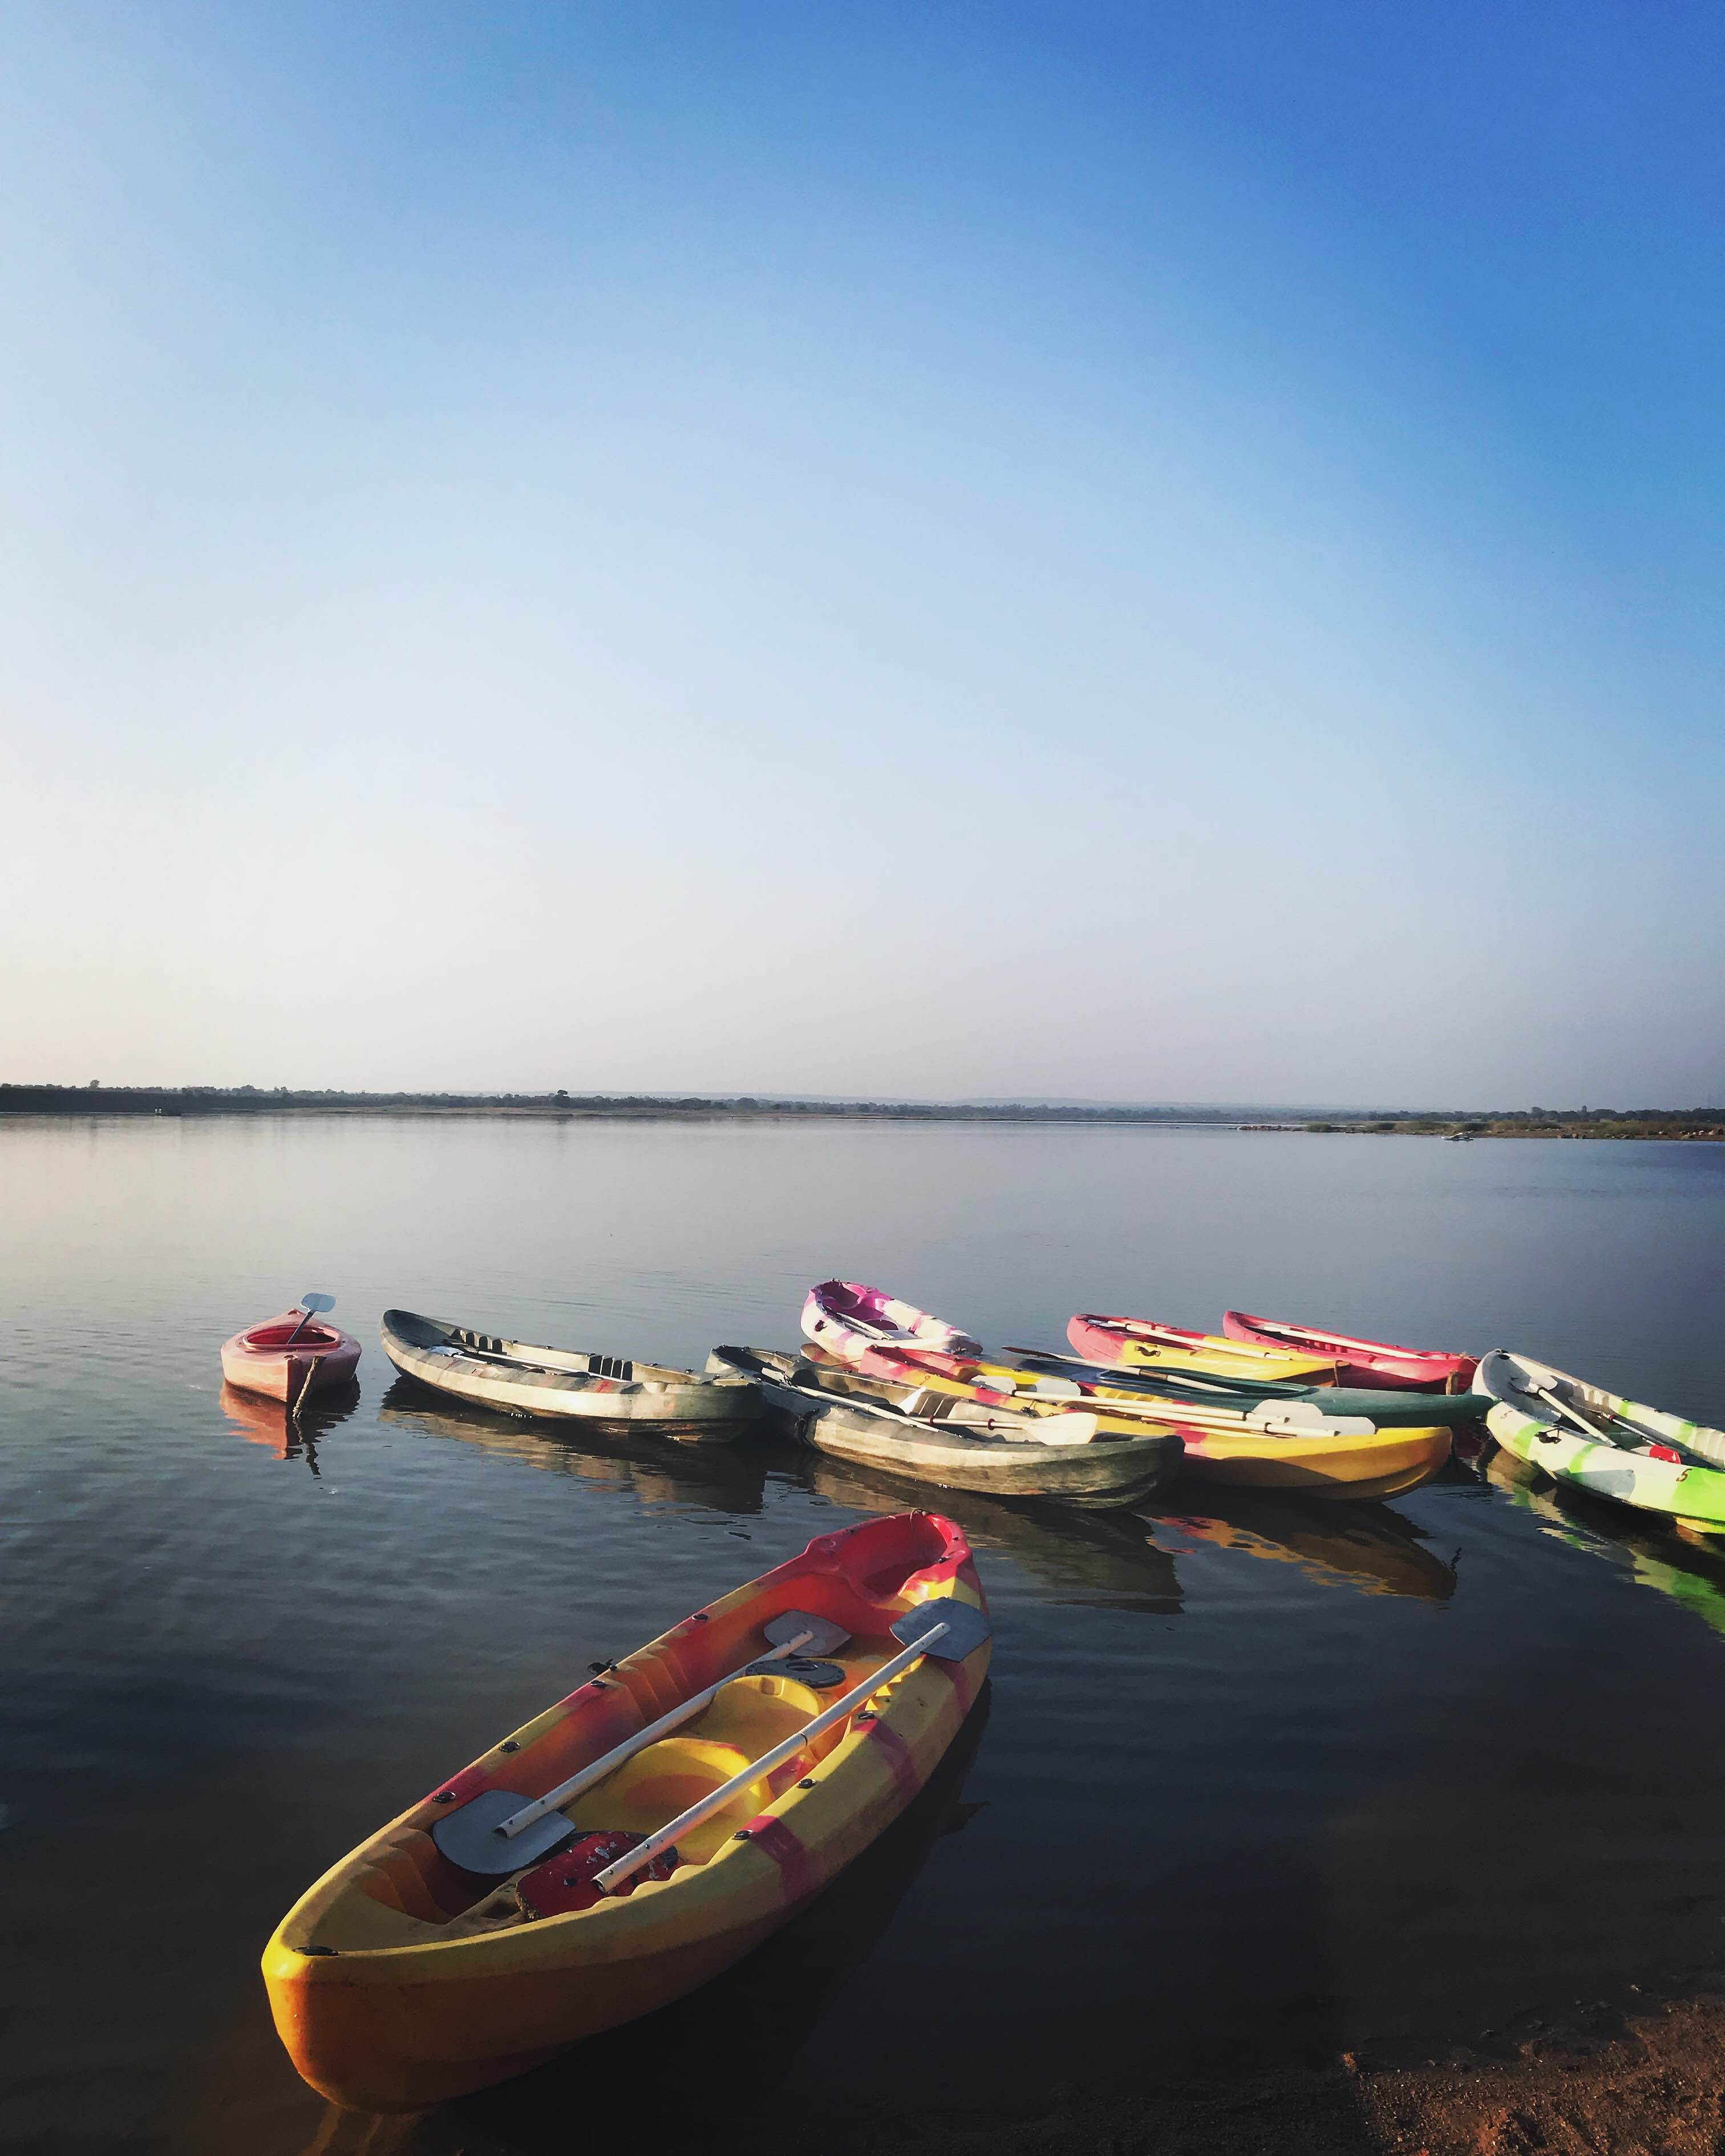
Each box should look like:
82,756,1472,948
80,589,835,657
763,1608,851,1656
299,1291,335,1315
890,1597,992,1661
431,1786,577,1877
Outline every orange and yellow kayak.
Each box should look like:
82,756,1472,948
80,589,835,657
263,1511,990,2112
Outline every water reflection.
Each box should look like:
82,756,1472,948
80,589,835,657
220,1380,363,1476
1145,1492,1459,1603
1483,1445,1725,1642
299,1683,993,2156
803,1456,1183,1613
376,1375,778,1515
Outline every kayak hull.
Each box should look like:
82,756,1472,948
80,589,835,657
263,1512,989,2111
1176,1423,1453,1498
381,1308,759,1440
1221,1310,1476,1392
220,1312,361,1405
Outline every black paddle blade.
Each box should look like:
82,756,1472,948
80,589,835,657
890,1597,991,1661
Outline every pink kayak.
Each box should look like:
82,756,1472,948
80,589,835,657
1221,1311,1476,1392
800,1279,981,1380
220,1295,361,1407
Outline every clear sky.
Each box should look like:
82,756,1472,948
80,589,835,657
4,3,1720,1106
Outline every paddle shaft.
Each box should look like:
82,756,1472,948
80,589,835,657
789,1367,1095,1436
1528,1379,1614,1445
491,1631,822,1842
592,1620,952,1893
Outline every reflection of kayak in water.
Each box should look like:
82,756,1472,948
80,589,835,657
1484,1446,1725,1644
803,1454,1182,1615
219,1380,359,1472
1144,1494,1457,1603
298,1683,994,2156
376,1379,774,1517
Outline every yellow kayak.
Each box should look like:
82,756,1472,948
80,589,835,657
1166,1418,1452,1498
263,1511,990,2112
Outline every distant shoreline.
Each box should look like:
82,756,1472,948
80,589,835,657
2,1085,1720,1139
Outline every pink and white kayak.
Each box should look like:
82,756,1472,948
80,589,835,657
221,1295,361,1407
801,1279,981,1380
1221,1311,1475,1393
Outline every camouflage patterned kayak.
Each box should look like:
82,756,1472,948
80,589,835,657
1476,1350,1725,1535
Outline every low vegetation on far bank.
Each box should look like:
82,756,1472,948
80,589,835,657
3,1087,1719,1139
1290,1110,1725,1141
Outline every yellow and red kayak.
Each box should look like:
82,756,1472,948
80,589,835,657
1067,1310,1336,1385
263,1511,990,2112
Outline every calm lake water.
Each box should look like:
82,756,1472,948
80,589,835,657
5,1116,1725,2156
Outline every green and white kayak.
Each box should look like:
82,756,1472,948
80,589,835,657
1477,1349,1725,1535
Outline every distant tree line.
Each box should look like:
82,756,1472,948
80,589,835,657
3,1088,1718,1136
0,1084,1246,1125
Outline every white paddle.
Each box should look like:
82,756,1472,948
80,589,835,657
432,1610,851,1876
590,1596,993,1895
998,1380,1374,1439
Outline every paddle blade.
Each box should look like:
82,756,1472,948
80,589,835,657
299,1291,335,1315
889,1597,992,1660
432,1787,578,1877
763,1608,851,1655
1245,1399,1329,1428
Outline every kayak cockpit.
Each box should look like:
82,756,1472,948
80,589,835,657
289,1648,901,1955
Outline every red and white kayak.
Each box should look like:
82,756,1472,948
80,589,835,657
1221,1311,1475,1393
221,1295,361,1407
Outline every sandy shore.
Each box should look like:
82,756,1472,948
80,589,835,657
815,1977,1725,2156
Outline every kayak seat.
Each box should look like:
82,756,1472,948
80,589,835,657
517,1830,679,1918
565,1675,839,1863
241,1322,342,1351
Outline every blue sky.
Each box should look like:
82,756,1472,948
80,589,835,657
4,3,1721,1104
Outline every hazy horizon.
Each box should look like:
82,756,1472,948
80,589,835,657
5,5,1722,1107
